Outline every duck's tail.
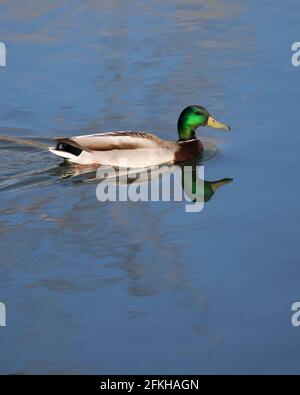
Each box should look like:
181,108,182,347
48,139,83,162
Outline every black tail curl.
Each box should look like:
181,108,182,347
55,142,82,156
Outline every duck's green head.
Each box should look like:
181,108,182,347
177,105,230,141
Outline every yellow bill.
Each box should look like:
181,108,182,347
207,116,230,131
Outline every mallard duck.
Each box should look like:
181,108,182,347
49,105,230,167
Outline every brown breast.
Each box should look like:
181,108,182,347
174,139,203,163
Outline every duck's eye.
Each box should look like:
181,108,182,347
195,111,202,115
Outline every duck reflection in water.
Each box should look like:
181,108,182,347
180,164,232,203
53,161,233,207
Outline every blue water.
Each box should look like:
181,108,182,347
1,0,300,374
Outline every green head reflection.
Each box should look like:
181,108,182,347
180,164,233,203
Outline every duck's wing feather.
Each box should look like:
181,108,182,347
56,131,171,152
